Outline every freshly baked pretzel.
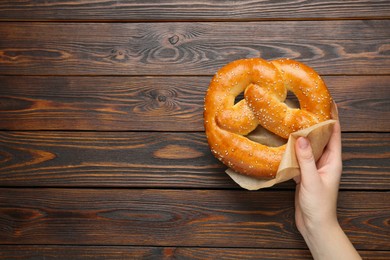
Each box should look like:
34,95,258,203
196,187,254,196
204,58,332,179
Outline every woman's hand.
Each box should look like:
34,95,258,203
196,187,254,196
294,121,342,235
294,121,361,260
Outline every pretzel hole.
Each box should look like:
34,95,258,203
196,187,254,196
285,90,300,109
247,126,287,147
234,92,245,105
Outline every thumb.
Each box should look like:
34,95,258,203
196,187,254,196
295,137,320,187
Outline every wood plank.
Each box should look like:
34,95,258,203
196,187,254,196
0,132,388,190
0,76,388,131
0,246,389,260
1,0,389,21
0,189,388,249
0,21,389,75
0,76,205,131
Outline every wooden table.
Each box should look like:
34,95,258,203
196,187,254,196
0,1,389,259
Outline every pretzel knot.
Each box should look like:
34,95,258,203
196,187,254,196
204,58,332,179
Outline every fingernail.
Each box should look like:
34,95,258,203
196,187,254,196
298,137,309,149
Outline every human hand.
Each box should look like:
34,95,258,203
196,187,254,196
294,120,342,236
294,120,361,260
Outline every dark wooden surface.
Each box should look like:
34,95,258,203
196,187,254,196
0,76,389,131
0,0,389,21
0,21,389,75
0,132,389,190
0,1,389,259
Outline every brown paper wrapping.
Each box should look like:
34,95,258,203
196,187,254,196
226,102,339,190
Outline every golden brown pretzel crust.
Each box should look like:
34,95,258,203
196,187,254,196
204,58,332,179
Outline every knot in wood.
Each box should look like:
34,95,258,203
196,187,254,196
158,95,167,102
110,48,129,61
168,35,179,45
144,89,175,106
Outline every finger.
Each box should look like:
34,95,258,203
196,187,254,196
295,137,320,187
316,121,341,167
293,175,301,184
326,120,342,159
319,121,343,175
294,183,300,209
321,121,343,182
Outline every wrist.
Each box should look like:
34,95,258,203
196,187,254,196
303,223,342,259
303,220,341,242
300,214,339,239
302,222,361,260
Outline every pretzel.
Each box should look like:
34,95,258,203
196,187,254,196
204,58,332,179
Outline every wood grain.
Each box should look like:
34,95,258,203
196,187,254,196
0,21,389,75
0,246,389,260
0,131,388,189
0,189,388,249
0,76,389,131
0,0,389,21
0,0,388,259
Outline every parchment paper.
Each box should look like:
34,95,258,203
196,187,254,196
226,102,338,190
